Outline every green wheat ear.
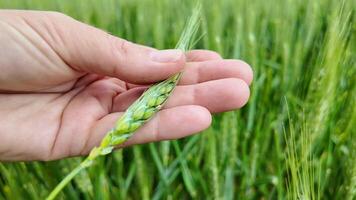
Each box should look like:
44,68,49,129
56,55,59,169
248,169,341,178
46,4,201,200
90,2,201,158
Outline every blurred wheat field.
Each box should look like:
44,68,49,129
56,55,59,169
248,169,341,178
0,0,355,199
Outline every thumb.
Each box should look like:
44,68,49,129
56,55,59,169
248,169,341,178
48,12,186,84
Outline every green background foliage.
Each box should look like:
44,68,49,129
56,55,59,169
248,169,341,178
0,0,355,199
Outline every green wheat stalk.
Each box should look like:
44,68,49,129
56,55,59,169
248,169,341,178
46,4,201,200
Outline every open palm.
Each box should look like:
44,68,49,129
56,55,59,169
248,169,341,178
0,10,252,161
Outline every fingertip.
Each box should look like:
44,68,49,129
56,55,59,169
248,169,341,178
230,78,250,108
177,105,212,133
221,60,254,86
239,60,253,85
194,106,213,131
207,78,250,111
160,105,212,135
160,105,212,139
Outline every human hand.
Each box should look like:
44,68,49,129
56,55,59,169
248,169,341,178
0,10,252,161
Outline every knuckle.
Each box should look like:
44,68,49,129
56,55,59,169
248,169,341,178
192,85,201,105
188,50,222,61
44,11,69,20
114,37,131,57
106,35,127,75
108,36,132,74
153,114,161,141
206,50,222,59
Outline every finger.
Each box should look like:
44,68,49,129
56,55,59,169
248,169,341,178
112,48,224,89
38,11,186,84
112,78,250,113
116,50,223,89
124,58,253,90
186,50,222,61
83,105,211,154
166,78,250,112
180,59,253,85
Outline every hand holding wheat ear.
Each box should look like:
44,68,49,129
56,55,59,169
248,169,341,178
0,3,252,197
0,7,252,162
46,5,202,199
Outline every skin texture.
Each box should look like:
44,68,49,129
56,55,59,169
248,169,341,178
0,10,253,161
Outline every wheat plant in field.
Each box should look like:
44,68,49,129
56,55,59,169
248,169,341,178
0,0,354,199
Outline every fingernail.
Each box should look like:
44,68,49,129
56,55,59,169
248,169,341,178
150,49,183,63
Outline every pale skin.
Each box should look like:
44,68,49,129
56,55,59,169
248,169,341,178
0,10,253,161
